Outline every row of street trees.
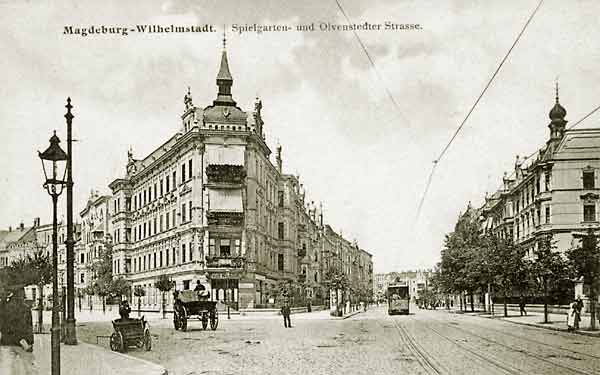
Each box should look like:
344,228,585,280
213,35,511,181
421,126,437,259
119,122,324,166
432,209,600,330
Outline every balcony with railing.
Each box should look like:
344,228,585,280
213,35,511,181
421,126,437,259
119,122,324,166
206,164,246,186
207,211,244,226
205,255,245,268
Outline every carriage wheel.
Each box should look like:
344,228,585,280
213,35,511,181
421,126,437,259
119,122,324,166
144,330,152,351
173,311,180,330
110,332,124,353
210,311,219,330
202,312,209,330
181,313,188,332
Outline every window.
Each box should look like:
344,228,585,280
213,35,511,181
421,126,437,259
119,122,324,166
583,171,595,189
584,204,596,222
188,159,193,180
182,203,187,223
189,201,193,222
277,254,284,271
153,253,157,269
166,178,170,193
278,222,284,240
154,183,157,200
166,249,170,266
143,223,147,238
160,179,163,196
220,239,231,257
182,163,186,183
234,239,241,256
160,215,163,232
80,253,85,264
183,280,190,290
172,209,177,227
173,171,177,188
143,190,147,205
209,238,216,256
182,244,186,263
172,247,176,264
153,217,157,235
166,212,170,230
278,191,284,207
80,273,85,283
189,243,193,261
545,171,551,191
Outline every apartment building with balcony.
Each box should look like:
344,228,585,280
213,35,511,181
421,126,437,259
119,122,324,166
479,88,600,301
107,46,373,310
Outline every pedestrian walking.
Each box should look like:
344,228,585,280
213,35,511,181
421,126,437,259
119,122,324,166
574,297,583,330
567,301,578,331
519,296,527,316
281,294,292,328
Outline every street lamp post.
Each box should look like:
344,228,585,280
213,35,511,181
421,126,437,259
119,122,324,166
64,98,77,345
39,131,68,375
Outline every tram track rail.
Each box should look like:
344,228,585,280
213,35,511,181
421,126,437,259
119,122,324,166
451,316,600,361
432,319,598,375
386,316,445,375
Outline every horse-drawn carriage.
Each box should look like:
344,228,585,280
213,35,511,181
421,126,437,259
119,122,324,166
109,316,152,353
173,290,219,331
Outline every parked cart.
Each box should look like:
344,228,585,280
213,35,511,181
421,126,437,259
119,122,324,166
109,316,151,353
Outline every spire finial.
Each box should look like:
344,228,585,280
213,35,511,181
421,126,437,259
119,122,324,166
222,25,226,50
555,77,559,104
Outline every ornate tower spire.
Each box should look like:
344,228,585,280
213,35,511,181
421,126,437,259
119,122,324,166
214,29,235,106
548,79,567,141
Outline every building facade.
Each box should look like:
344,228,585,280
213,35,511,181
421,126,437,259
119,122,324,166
479,88,600,303
107,47,373,310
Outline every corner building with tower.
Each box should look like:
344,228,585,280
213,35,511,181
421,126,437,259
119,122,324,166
108,48,373,311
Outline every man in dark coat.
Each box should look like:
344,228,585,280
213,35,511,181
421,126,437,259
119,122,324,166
0,287,33,351
281,294,292,328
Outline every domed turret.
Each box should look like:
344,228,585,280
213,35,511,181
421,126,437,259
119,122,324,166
549,93,566,120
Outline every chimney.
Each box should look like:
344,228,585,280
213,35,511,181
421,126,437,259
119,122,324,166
19,222,25,231
276,144,282,173
9,226,12,232
33,217,40,227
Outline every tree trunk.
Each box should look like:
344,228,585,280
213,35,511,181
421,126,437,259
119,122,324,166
37,284,44,333
138,297,141,317
459,293,463,311
470,292,474,312
102,296,106,314
503,290,508,317
162,292,166,319
590,290,597,331
543,278,549,324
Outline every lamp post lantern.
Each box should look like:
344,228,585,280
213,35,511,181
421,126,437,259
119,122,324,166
64,97,77,345
39,131,68,375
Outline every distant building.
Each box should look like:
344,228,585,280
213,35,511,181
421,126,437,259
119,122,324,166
374,270,431,301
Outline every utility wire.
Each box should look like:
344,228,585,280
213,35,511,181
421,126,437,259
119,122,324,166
568,103,600,129
414,0,544,223
334,0,410,127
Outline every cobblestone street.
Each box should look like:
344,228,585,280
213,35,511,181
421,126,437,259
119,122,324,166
76,306,600,375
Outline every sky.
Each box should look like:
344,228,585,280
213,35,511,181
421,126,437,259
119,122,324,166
1,0,600,274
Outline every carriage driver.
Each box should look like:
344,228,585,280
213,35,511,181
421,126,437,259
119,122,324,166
194,280,210,299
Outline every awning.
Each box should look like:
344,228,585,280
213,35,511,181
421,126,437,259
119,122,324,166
208,189,243,212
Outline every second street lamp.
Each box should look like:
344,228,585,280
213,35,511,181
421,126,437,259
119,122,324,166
39,131,68,375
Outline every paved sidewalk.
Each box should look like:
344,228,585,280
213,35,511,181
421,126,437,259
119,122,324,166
449,309,600,337
0,334,167,375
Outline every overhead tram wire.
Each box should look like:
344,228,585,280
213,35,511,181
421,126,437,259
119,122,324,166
567,103,600,130
413,0,545,225
333,0,411,127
